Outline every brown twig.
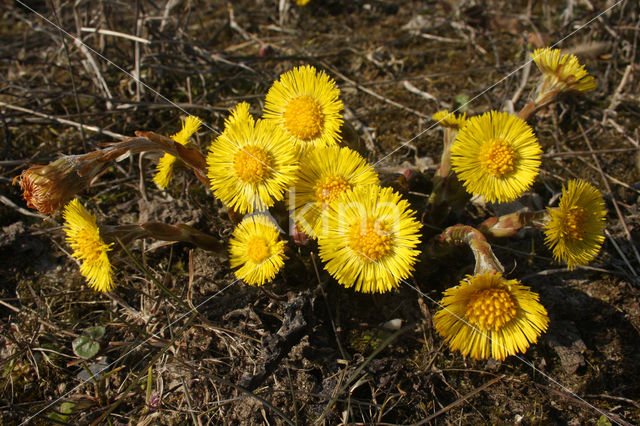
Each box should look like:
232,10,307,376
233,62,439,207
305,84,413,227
412,375,506,425
578,122,640,276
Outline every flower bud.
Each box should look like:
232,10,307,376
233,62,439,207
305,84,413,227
14,156,96,215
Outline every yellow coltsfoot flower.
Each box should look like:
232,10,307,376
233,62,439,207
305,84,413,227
63,199,114,292
451,111,542,203
531,47,596,103
229,215,287,286
432,110,468,130
433,271,549,361
263,65,343,151
207,103,299,213
153,115,202,189
544,179,606,270
290,146,379,238
318,185,421,293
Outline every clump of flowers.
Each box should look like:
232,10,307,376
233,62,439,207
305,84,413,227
16,50,606,363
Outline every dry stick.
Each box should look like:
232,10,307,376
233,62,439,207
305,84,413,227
412,375,506,425
607,118,640,148
0,299,79,338
138,152,149,202
602,64,634,124
0,101,125,139
159,0,181,32
533,383,633,426
604,229,637,277
134,2,144,102
549,139,640,195
80,27,150,44
543,147,638,157
583,393,640,409
73,38,114,110
48,0,87,151
0,195,51,221
579,122,640,276
320,61,431,120
509,53,532,107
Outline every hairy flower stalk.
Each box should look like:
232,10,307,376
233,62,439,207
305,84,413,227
478,210,549,238
432,109,467,178
15,133,209,215
438,225,504,275
101,222,224,254
426,110,471,226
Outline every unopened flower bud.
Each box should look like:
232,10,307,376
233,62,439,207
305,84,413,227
291,223,310,246
14,156,98,215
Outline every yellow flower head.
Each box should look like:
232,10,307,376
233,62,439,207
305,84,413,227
63,199,114,292
294,0,310,4
290,146,379,238
433,271,549,361
532,47,596,101
433,110,467,130
544,180,606,270
451,111,542,203
207,103,299,214
263,65,343,151
318,185,422,293
229,215,287,286
153,115,202,189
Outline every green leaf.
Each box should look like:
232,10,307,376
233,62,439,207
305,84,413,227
597,415,612,426
454,94,470,112
47,401,75,422
72,326,105,359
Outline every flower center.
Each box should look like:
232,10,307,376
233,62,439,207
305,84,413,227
563,206,587,241
348,218,393,261
247,236,270,263
465,288,517,331
314,176,351,205
75,228,109,262
479,139,517,177
283,95,323,140
233,145,272,183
